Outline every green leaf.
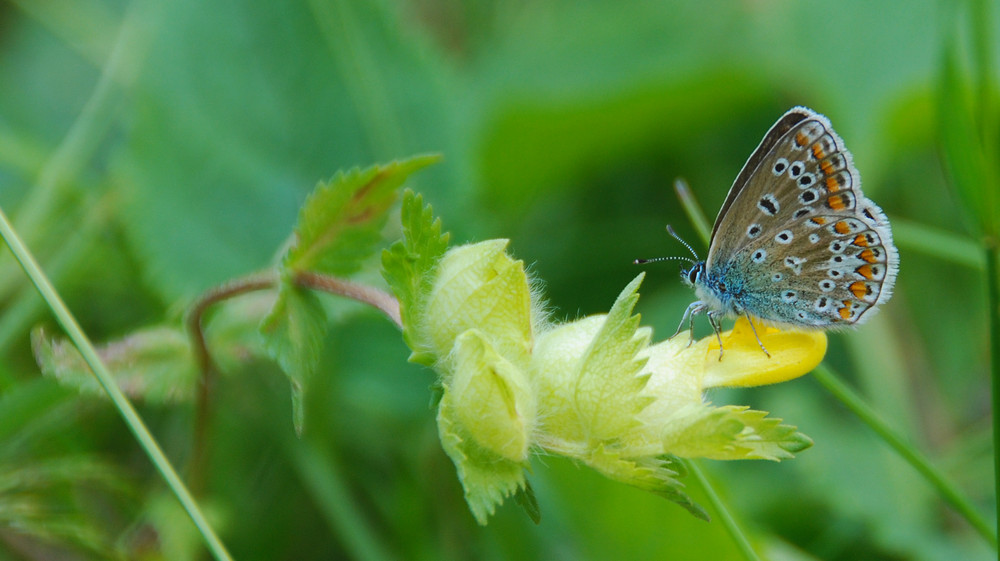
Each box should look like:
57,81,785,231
938,44,998,237
437,387,528,525
285,155,442,276
31,326,198,404
381,189,451,365
585,446,708,522
661,404,813,461
259,286,328,434
573,274,654,440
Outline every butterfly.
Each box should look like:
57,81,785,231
639,107,899,357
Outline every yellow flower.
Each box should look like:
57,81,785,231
408,240,823,524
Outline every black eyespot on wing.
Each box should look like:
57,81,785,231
758,195,779,215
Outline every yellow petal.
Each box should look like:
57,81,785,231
701,316,827,388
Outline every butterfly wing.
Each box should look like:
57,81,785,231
706,107,898,326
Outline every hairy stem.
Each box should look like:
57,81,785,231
185,270,278,491
184,268,402,488
294,271,402,328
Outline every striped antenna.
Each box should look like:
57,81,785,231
633,225,702,265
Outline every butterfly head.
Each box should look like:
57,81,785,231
680,261,705,288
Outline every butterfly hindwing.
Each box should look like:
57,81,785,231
703,107,898,327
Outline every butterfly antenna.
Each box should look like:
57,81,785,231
634,225,701,265
633,255,695,265
665,225,701,260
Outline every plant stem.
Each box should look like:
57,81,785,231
187,270,280,374
0,206,234,561
294,271,402,327
674,178,713,246
987,239,1000,550
812,364,997,547
185,270,278,491
685,459,761,561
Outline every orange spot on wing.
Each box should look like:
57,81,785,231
828,194,846,211
820,159,835,175
811,216,828,226
838,301,853,319
849,281,868,299
852,234,869,247
859,248,878,263
812,143,826,159
796,132,809,146
856,264,874,279
834,221,850,234
825,176,841,192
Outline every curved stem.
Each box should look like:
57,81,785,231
185,270,278,491
294,271,402,328
184,269,402,488
187,270,280,374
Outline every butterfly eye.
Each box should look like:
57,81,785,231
685,268,699,284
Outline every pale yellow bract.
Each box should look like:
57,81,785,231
418,239,821,523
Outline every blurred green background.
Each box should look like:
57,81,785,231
0,0,996,559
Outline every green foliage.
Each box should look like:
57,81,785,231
261,156,441,433
260,287,328,434
437,385,529,525
660,406,812,461
32,325,198,403
0,381,132,558
570,275,654,440
1,0,996,558
381,189,451,365
284,155,442,276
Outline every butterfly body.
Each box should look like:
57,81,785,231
676,107,898,348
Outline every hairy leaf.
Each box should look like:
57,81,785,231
285,155,441,276
259,286,328,434
585,446,708,521
573,274,654,440
31,326,198,404
437,388,528,525
381,189,451,364
661,404,813,461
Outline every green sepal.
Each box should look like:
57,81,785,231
449,330,535,461
661,404,813,461
585,446,708,522
437,386,528,525
573,274,654,440
513,480,541,524
381,189,451,365
284,154,441,276
259,285,328,434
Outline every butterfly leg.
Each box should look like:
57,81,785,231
742,312,771,358
671,301,703,347
707,310,725,361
